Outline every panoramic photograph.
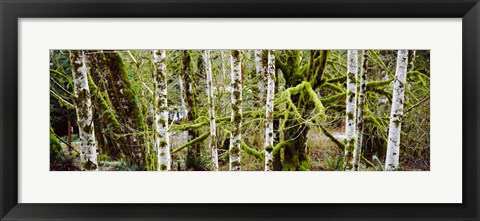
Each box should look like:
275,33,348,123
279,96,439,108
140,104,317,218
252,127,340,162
50,49,430,171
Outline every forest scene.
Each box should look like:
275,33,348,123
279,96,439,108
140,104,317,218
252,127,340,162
50,49,430,171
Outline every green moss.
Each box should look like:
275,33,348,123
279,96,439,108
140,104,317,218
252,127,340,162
319,125,345,151
393,119,402,128
347,111,354,120
321,92,347,105
171,131,210,154
366,78,393,90
159,163,167,170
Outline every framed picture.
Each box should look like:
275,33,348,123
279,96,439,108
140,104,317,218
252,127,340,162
1,0,478,220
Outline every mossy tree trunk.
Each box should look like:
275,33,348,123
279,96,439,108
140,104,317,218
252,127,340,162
264,50,276,171
385,50,409,171
87,50,146,169
182,50,200,170
69,50,98,171
275,50,328,170
153,50,171,171
202,50,219,171
353,50,368,171
86,71,124,161
344,50,358,171
229,50,243,171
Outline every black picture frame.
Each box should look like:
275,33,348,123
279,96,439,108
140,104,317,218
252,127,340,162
1,0,479,220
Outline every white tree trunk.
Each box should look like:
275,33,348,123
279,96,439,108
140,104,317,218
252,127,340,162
203,50,219,171
385,50,409,171
353,50,368,171
264,50,276,171
153,50,171,171
229,50,243,171
255,50,267,104
70,50,98,171
344,49,358,170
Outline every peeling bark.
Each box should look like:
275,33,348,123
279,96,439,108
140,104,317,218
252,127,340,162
385,50,409,171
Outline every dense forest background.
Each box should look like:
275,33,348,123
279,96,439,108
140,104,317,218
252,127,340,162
50,49,430,171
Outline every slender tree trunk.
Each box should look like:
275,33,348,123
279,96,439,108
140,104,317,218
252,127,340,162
203,50,219,171
344,50,358,170
153,50,171,171
352,50,368,171
385,50,409,171
229,50,243,171
182,50,200,169
255,50,267,105
264,50,276,171
69,50,98,171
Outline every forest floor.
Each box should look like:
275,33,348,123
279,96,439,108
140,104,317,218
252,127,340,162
55,127,428,171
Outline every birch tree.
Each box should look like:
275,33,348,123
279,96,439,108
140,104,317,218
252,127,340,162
203,50,219,171
385,50,409,171
69,50,98,170
255,50,267,104
153,50,171,171
344,50,358,170
264,50,275,171
229,50,243,171
352,50,367,171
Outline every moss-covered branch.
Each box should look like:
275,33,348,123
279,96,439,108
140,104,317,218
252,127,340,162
50,89,75,109
272,141,291,155
321,92,346,106
366,78,393,90
370,50,393,77
327,75,347,84
171,131,210,154
319,125,345,151
240,141,263,159
322,82,345,93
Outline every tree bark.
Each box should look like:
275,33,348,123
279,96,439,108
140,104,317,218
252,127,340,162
255,50,267,105
203,50,219,171
153,50,171,171
385,50,409,171
86,50,146,169
229,50,243,171
69,50,98,171
344,50,358,170
275,50,328,170
353,50,368,171
182,50,200,170
264,50,276,171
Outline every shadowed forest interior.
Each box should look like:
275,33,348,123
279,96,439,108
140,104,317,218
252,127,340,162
50,49,430,171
